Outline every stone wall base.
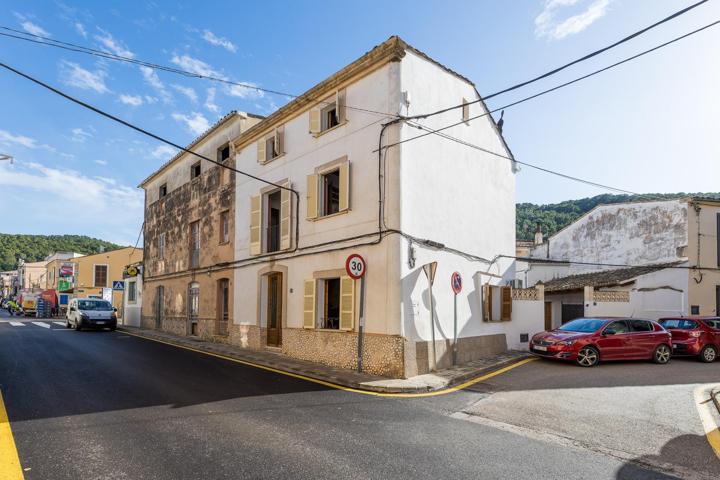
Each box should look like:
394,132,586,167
405,333,507,377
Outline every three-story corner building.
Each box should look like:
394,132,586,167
139,111,262,338
226,36,517,378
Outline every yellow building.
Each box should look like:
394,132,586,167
70,247,144,312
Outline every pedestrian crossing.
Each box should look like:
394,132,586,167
0,320,68,330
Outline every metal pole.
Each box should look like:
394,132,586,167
453,293,458,366
429,282,436,371
357,275,366,373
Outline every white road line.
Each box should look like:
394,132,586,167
9,322,25,327
53,321,65,326
31,321,51,329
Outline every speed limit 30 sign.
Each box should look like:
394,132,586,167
345,253,366,280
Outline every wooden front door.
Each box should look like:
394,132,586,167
266,273,282,346
544,301,552,330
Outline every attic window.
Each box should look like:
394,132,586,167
191,161,201,179
218,144,230,163
159,183,167,198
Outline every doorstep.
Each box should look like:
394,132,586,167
117,326,531,394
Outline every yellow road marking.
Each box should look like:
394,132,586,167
120,331,536,397
0,390,24,480
694,384,720,460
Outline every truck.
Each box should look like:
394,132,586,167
18,290,39,316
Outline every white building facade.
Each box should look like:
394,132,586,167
229,37,521,378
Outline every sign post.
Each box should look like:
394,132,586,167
422,262,438,371
451,271,463,366
346,253,367,373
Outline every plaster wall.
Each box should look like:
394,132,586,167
687,201,720,315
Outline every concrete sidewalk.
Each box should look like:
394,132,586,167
118,325,530,394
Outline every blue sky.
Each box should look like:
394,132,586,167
0,0,718,245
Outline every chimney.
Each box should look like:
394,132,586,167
534,223,543,246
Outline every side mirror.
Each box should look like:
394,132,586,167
113,307,118,312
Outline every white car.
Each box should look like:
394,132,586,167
66,298,118,331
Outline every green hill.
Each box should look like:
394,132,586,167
0,234,122,271
517,193,720,241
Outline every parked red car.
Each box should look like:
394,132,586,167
530,317,672,367
658,316,720,363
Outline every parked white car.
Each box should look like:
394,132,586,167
66,298,117,331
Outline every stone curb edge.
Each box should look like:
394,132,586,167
117,327,531,394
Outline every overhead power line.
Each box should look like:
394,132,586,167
382,18,720,151
410,0,710,120
0,26,394,119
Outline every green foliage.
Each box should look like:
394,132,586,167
0,234,123,271
517,193,720,241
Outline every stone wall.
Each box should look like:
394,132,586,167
405,333,507,377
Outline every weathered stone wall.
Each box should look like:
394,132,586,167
405,333,507,377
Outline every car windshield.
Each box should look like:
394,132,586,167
659,319,698,330
557,318,607,333
78,300,113,311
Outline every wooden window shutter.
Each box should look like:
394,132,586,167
501,286,512,321
275,126,284,156
339,276,355,331
309,108,321,134
280,182,291,250
249,195,261,255
482,284,491,321
303,279,316,328
306,174,318,219
256,138,266,164
339,160,350,212
336,89,347,124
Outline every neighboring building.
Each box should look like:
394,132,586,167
139,111,262,337
521,198,720,326
122,262,143,327
44,252,83,291
17,259,47,290
141,36,522,378
0,270,18,297
69,247,144,313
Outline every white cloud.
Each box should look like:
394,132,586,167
170,54,225,78
119,94,144,106
71,127,93,142
139,66,171,103
171,112,210,135
60,61,110,94
204,87,220,113
75,22,87,38
535,0,612,40
0,162,143,245
0,129,38,149
151,144,179,160
201,30,237,53
94,28,135,58
226,82,264,100
94,159,108,165
144,95,159,104
21,20,50,37
172,84,198,103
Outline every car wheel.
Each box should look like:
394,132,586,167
653,344,671,364
699,345,717,363
576,346,599,367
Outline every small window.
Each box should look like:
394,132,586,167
462,98,470,123
317,278,341,329
217,144,230,163
603,321,629,335
93,265,108,288
659,319,699,330
320,169,340,216
158,233,166,259
321,102,339,131
703,318,720,330
191,161,201,179
159,183,168,198
127,281,137,303
629,320,653,332
220,210,230,244
265,136,276,162
691,305,700,315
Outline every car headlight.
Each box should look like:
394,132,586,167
80,313,89,319
557,340,577,346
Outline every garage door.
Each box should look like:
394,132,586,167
561,304,584,324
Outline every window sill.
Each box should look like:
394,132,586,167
312,120,348,138
260,152,285,165
308,208,350,222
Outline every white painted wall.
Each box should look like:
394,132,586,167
507,299,544,350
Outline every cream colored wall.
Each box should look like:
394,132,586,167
73,247,144,311
687,201,720,315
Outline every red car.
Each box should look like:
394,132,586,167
530,317,672,367
658,316,720,363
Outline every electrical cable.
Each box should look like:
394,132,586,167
408,0,710,120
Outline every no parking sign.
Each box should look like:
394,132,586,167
451,272,462,295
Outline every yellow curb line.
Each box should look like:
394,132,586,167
120,330,537,397
694,384,720,460
0,390,24,480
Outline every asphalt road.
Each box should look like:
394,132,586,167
1,310,718,480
